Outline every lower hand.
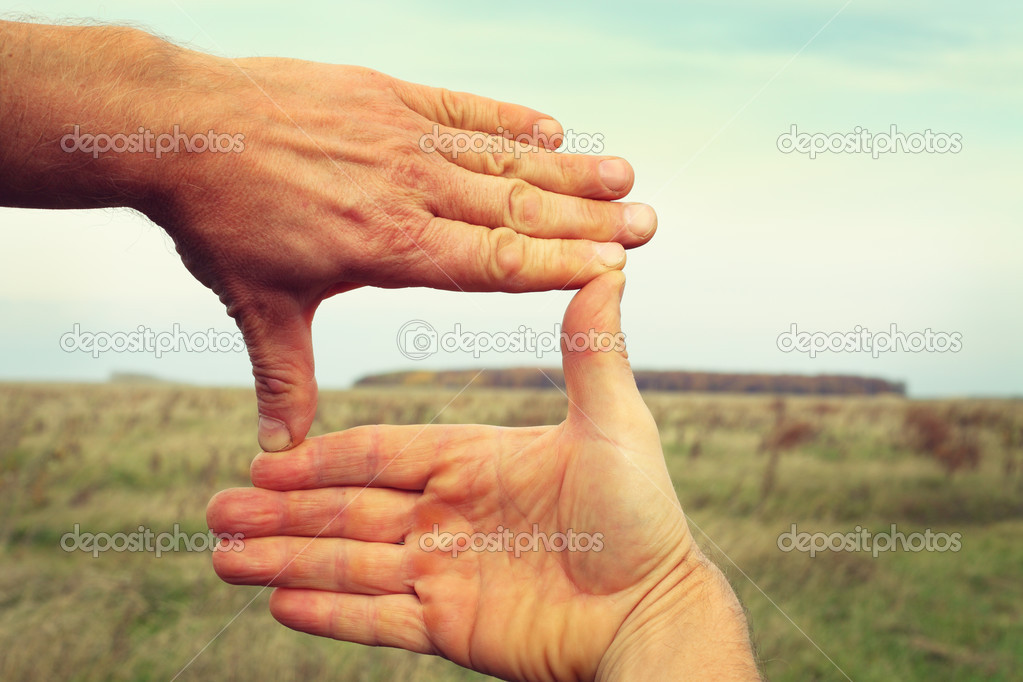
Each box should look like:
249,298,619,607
208,273,756,681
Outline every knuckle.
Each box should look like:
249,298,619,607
505,179,544,231
245,344,311,410
494,101,515,132
387,138,433,190
386,213,435,261
482,227,527,285
251,362,299,407
483,146,513,177
583,200,612,236
553,154,580,190
438,87,465,125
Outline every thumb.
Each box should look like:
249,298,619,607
561,271,650,435
239,301,319,452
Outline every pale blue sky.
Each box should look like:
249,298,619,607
1,1,1020,396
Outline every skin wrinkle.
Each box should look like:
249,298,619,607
426,86,456,128
466,440,498,506
324,589,343,646
459,426,600,679
492,425,526,521
326,490,347,538
507,179,539,232
597,556,716,682
332,539,349,594
274,488,291,538
461,569,484,677
366,424,382,486
383,545,413,595
486,146,513,177
312,434,328,489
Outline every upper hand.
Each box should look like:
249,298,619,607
145,55,657,452
207,273,728,682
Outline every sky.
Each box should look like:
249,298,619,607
1,0,1020,397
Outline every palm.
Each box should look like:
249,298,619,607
406,416,687,680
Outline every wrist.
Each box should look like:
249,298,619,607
597,553,760,681
0,20,232,219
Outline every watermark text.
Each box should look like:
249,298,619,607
777,124,962,159
61,124,245,159
60,523,244,558
397,321,625,360
777,323,962,359
419,523,604,558
60,323,246,359
778,523,961,558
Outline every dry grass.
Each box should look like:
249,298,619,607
1,383,1021,681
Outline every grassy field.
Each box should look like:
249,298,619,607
0,382,1020,681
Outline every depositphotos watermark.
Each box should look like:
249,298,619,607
777,523,961,558
60,323,246,359
419,124,605,158
418,523,604,558
60,524,244,558
60,124,245,159
777,124,962,159
776,323,962,359
396,320,625,360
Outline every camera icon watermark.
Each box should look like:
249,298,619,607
418,523,604,558
777,523,961,558
397,320,438,360
59,523,244,558
396,320,626,360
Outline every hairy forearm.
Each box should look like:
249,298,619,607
0,20,192,211
598,559,761,681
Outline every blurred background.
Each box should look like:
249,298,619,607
1,2,1020,681
1,0,1020,396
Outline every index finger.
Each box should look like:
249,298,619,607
391,78,563,148
250,423,522,491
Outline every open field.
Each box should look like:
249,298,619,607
1,382,1021,681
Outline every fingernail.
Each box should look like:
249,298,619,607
535,118,562,148
623,204,657,239
258,415,292,452
595,242,626,268
598,159,631,192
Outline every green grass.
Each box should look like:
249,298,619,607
0,383,1020,681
